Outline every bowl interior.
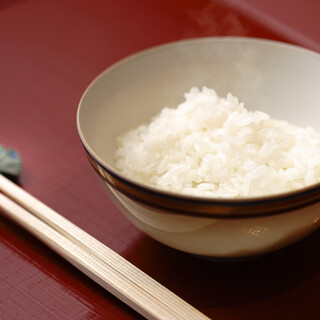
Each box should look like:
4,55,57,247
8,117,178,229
78,37,320,175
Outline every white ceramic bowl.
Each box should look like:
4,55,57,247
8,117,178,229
77,37,320,259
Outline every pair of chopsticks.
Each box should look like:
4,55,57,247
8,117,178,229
0,174,210,320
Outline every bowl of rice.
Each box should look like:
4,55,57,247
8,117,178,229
77,37,320,259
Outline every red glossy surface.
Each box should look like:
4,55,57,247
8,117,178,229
0,0,319,319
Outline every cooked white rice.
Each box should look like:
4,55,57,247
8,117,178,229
114,87,320,198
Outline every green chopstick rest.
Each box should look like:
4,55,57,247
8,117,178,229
0,145,22,181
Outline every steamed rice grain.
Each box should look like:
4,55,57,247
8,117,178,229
114,87,320,198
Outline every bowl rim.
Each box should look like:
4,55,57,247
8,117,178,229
77,36,320,218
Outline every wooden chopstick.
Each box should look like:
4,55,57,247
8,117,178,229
0,174,210,320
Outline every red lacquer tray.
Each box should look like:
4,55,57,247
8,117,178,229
1,1,319,319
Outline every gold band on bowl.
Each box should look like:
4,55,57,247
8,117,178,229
86,150,320,219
